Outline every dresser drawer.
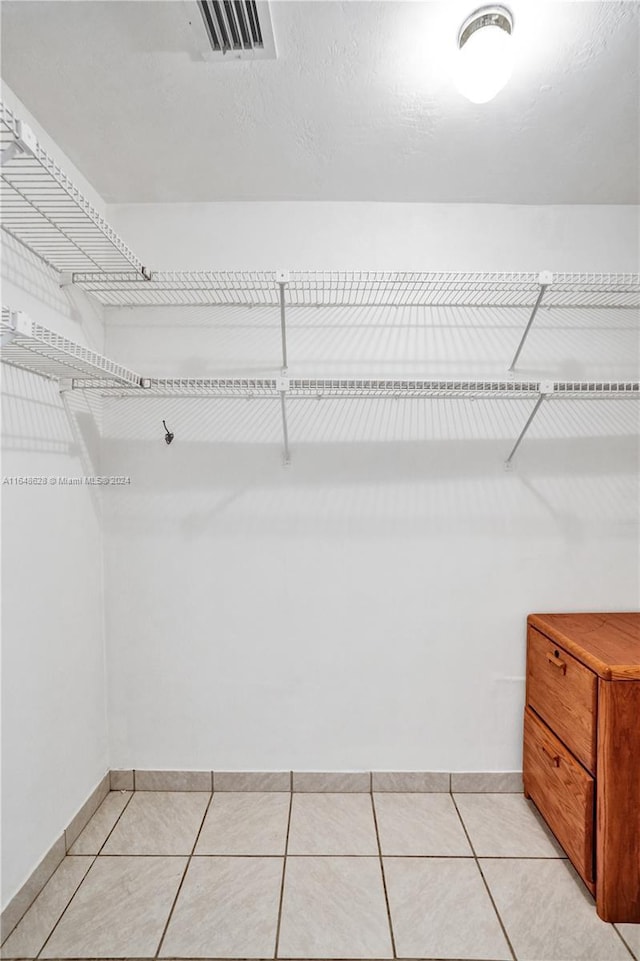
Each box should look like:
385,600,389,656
526,627,597,773
524,707,595,885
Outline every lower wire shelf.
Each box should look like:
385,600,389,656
68,375,639,400
2,307,638,465
0,306,144,387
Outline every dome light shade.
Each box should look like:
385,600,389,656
456,6,514,104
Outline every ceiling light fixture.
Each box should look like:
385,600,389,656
456,5,514,104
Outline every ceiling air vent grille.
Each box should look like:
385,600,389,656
194,1,276,59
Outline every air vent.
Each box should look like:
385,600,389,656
187,0,276,60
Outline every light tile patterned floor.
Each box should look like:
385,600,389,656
2,790,637,960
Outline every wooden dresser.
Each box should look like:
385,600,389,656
523,612,640,923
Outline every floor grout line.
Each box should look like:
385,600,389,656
35,791,136,960
67,851,569,860
613,924,639,961
370,790,397,958
95,790,135,856
34,855,98,959
154,790,214,959
17,857,94,960
273,790,294,959
449,791,518,961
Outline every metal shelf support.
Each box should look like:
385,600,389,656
0,308,30,348
1,141,25,166
509,271,554,370
504,380,554,468
277,270,289,372
279,390,291,465
0,115,36,166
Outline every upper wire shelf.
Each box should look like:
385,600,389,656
0,306,144,386
71,270,640,308
287,272,640,308
0,100,637,313
0,102,142,273
73,271,282,307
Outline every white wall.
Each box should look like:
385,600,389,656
1,87,109,910
102,201,639,773
109,201,640,272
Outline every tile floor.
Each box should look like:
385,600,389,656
2,789,638,960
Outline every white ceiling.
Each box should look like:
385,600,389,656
1,0,638,204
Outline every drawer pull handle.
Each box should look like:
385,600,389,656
541,746,561,767
546,652,567,674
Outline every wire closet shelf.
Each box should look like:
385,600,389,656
67,376,640,400
71,269,640,308
1,99,638,311
3,307,637,468
0,102,143,273
2,307,637,400
0,307,144,387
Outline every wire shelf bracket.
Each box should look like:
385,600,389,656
277,269,289,372
508,271,554,371
504,380,555,470
279,383,291,466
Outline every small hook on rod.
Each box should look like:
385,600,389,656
163,420,174,445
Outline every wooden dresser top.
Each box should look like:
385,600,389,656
529,613,640,680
